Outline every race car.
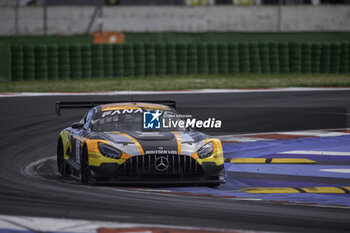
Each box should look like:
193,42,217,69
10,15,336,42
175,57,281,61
56,100,225,186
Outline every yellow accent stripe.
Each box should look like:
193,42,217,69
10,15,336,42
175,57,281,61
87,139,109,153
61,131,71,160
270,158,316,164
230,158,266,163
118,132,145,156
240,187,300,194
301,187,347,194
88,152,126,166
101,106,141,111
240,187,350,194
191,152,199,161
172,132,181,155
121,153,131,159
228,158,316,164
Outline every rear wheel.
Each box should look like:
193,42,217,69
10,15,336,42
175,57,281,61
80,145,90,185
57,139,65,175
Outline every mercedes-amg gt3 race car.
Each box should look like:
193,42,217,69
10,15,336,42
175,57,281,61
56,100,225,186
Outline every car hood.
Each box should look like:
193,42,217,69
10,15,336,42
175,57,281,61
89,131,208,157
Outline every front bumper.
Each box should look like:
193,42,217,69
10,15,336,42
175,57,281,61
89,159,225,185
87,177,224,185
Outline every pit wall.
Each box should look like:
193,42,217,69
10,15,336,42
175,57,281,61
0,5,350,35
8,42,350,81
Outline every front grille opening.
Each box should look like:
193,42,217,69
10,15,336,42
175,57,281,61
116,154,202,176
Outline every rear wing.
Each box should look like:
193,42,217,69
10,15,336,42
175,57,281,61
55,100,176,116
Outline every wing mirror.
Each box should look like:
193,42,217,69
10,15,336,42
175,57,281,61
71,122,84,129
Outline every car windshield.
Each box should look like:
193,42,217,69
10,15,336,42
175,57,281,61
90,109,187,132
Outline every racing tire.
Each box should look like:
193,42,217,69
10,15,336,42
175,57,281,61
80,145,90,185
207,183,221,188
57,138,65,176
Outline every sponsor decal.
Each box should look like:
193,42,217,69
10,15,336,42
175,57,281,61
145,150,177,155
102,109,143,117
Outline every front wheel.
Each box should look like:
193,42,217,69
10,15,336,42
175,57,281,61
80,145,90,185
57,139,65,176
207,183,221,188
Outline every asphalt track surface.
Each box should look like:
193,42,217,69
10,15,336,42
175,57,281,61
1,91,350,232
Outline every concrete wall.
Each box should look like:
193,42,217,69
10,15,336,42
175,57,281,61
0,5,349,35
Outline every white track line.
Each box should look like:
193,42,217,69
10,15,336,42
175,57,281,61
1,87,350,97
320,169,350,173
278,131,349,137
0,214,259,233
223,128,350,137
280,150,350,156
217,136,272,142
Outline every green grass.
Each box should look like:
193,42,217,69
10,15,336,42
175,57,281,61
1,74,350,92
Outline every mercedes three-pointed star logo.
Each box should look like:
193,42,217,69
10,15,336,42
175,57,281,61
155,156,169,172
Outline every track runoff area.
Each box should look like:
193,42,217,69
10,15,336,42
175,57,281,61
152,128,350,207
1,88,350,233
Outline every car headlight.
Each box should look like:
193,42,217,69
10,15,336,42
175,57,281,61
98,143,122,159
197,142,213,159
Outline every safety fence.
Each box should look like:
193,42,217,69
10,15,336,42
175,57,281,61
9,42,350,81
